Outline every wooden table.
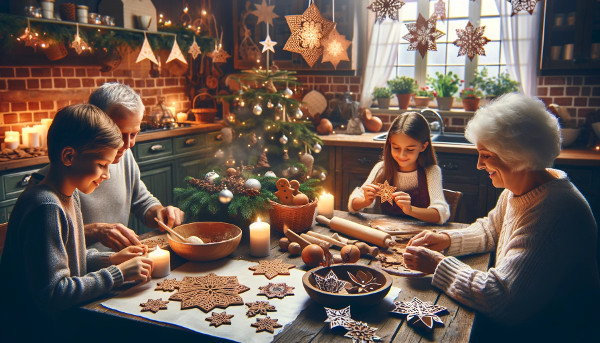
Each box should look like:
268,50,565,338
74,211,490,342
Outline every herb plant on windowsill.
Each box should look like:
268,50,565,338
387,76,417,109
471,67,520,99
372,87,392,109
459,87,484,111
427,72,462,110
414,87,436,107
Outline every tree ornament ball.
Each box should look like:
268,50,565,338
267,100,274,109
289,165,299,175
219,188,233,204
283,87,293,98
244,178,261,191
318,171,327,181
226,168,238,177
253,103,263,115
340,245,361,263
294,108,304,119
264,171,277,178
214,149,225,159
276,103,284,113
279,237,290,251
204,171,220,184
302,244,325,267
279,134,289,144
288,242,302,255
313,143,322,154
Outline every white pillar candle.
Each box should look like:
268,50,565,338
27,131,39,148
317,192,334,219
249,217,270,257
41,119,53,147
176,112,187,122
34,124,44,148
148,245,171,278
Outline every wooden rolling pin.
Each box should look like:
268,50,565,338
316,215,394,248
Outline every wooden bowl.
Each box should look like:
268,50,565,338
166,222,242,261
302,264,392,307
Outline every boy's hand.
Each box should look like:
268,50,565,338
361,184,380,204
117,257,153,282
403,246,445,274
110,245,148,265
85,223,141,251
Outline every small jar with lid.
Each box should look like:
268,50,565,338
76,5,88,24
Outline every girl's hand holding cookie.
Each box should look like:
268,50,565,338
394,191,412,214
361,184,379,204
117,257,153,282
109,245,148,265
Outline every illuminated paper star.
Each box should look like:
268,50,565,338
376,180,397,205
324,305,354,329
260,34,277,53
321,27,351,69
283,3,335,67
454,22,490,61
251,0,279,26
367,0,405,23
136,33,159,65
166,38,187,64
188,37,201,59
390,297,448,330
402,14,445,58
433,0,446,22
508,0,541,16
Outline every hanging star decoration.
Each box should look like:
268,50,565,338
70,24,90,55
188,36,202,59
508,0,541,16
283,3,335,67
324,306,354,329
433,0,447,22
166,37,187,64
209,45,231,64
260,34,277,53
136,33,159,65
321,27,351,69
343,320,382,343
313,270,347,293
390,297,449,330
367,0,405,24
251,0,279,26
375,180,397,205
402,14,446,58
454,22,491,61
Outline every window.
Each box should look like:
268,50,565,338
392,0,505,86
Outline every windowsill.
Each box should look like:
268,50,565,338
369,107,476,118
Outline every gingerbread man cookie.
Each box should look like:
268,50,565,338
289,180,300,195
275,178,295,205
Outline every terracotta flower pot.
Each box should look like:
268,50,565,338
396,93,413,110
461,97,481,112
377,97,390,109
414,96,432,108
436,96,454,111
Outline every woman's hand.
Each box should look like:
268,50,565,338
403,246,445,274
361,184,380,204
109,245,148,265
394,191,412,214
85,223,141,251
117,257,153,282
407,230,451,252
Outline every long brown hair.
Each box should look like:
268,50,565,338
375,112,437,183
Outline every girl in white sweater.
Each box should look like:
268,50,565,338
348,112,450,224
403,93,600,341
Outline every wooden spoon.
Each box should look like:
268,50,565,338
154,217,188,242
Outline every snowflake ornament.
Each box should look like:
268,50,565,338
367,0,405,23
433,0,446,22
390,297,449,330
313,270,347,293
508,0,541,16
188,37,201,59
453,22,491,61
402,14,445,58
375,180,397,205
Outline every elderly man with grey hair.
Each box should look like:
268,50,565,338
402,93,599,341
33,82,185,250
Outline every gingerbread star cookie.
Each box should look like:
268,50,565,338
206,311,234,327
169,273,249,312
390,297,448,330
258,282,295,299
376,180,397,205
249,259,296,279
251,316,282,333
140,298,169,313
155,278,182,292
245,300,277,317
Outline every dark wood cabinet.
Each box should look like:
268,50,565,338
540,0,600,75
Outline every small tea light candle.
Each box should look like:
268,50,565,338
176,112,188,122
4,131,19,149
317,192,334,219
249,217,270,257
148,245,170,278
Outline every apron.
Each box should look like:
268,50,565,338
380,167,430,217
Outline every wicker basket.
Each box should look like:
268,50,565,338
191,90,217,123
269,199,317,233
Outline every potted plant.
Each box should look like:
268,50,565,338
459,87,484,111
414,86,436,107
387,76,417,110
372,87,392,109
471,67,520,99
427,71,462,110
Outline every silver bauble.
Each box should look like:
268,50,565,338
313,143,322,154
204,171,219,184
283,87,293,98
219,188,233,204
253,104,263,115
275,103,283,114
279,135,288,144
318,172,327,181
264,171,276,178
244,178,261,191
214,149,225,159
294,108,303,119
267,100,274,108
289,166,299,175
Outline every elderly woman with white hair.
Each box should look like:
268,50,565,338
403,93,599,341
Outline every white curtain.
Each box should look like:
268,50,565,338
495,0,543,96
359,18,404,107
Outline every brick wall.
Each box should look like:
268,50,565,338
295,74,362,101
537,75,600,125
0,49,190,142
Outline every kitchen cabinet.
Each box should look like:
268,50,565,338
540,0,600,75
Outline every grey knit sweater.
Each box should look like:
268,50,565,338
0,184,123,316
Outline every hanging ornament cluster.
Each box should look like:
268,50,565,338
283,3,335,67
508,0,541,16
17,22,45,49
402,14,445,58
367,0,405,23
70,23,90,55
453,22,491,61
433,0,446,22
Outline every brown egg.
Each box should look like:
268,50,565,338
316,118,333,135
363,116,383,132
292,193,309,205
279,237,290,251
332,254,343,264
340,245,361,263
288,242,301,255
302,244,325,267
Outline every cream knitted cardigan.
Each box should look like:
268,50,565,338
432,169,599,329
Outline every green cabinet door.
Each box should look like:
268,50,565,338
132,163,174,234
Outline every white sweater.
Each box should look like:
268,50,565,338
348,161,450,224
432,169,600,336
